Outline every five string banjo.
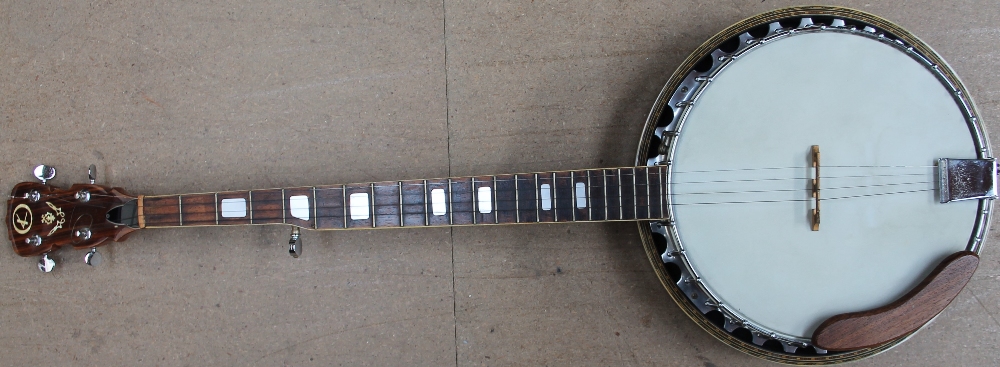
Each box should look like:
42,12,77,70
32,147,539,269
5,6,995,364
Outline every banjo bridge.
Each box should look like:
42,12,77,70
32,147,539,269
938,158,998,203
811,145,820,231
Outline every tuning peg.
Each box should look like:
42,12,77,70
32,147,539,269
288,227,302,258
84,248,103,266
33,165,56,184
37,253,56,273
88,164,97,184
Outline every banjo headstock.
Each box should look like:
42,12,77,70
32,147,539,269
5,165,139,263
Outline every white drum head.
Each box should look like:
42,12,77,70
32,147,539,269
670,31,978,339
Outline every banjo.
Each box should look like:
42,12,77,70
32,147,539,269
5,6,994,364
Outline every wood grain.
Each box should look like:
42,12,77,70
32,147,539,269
811,251,979,351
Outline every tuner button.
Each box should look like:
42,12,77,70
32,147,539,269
37,254,56,273
84,248,103,266
32,165,56,184
75,190,91,202
25,234,42,247
74,228,92,240
288,227,302,258
88,164,97,184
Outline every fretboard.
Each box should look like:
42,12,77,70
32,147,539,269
138,167,667,229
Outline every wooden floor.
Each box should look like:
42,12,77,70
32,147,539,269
1,1,998,365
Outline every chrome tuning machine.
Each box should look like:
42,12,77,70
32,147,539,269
33,165,56,184
84,247,103,266
288,227,302,258
37,253,56,273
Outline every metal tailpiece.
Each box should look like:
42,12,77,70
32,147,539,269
938,158,997,203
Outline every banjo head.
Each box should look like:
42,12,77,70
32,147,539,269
635,6,991,364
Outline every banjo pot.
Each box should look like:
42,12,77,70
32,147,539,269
635,6,992,364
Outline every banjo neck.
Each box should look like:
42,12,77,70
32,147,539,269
136,166,669,230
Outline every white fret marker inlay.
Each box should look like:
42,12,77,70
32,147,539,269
540,184,552,211
575,182,587,209
431,189,446,216
349,193,370,220
289,195,310,221
220,198,247,218
477,187,492,214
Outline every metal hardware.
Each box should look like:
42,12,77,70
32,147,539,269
811,145,820,231
84,248,103,266
33,165,56,184
288,227,302,258
938,158,998,203
75,190,91,202
88,164,97,184
27,190,40,202
25,234,42,247
74,228,92,241
38,253,55,273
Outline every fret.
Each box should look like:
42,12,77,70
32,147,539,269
635,167,650,220
515,173,537,223
492,176,499,224
344,184,373,228
143,195,181,227
659,165,667,220
312,187,318,228
249,189,284,224
373,181,401,228
217,191,251,226
370,183,377,228
425,179,450,226
495,174,517,224
586,170,593,221
573,170,590,222
445,178,455,224
180,194,216,226
588,170,606,221
473,175,496,225
551,172,558,221
647,167,662,220
248,191,254,222
401,179,427,227
620,168,636,220
449,177,474,225
400,182,405,226
554,171,573,222
537,173,555,222
342,186,348,228
281,189,286,223
570,171,577,222
534,173,540,222
604,169,621,220
514,174,521,223
471,178,478,224
422,180,428,226
214,193,219,224
178,195,184,226
284,187,315,229
315,185,346,229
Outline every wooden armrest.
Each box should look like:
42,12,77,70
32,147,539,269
812,251,979,351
